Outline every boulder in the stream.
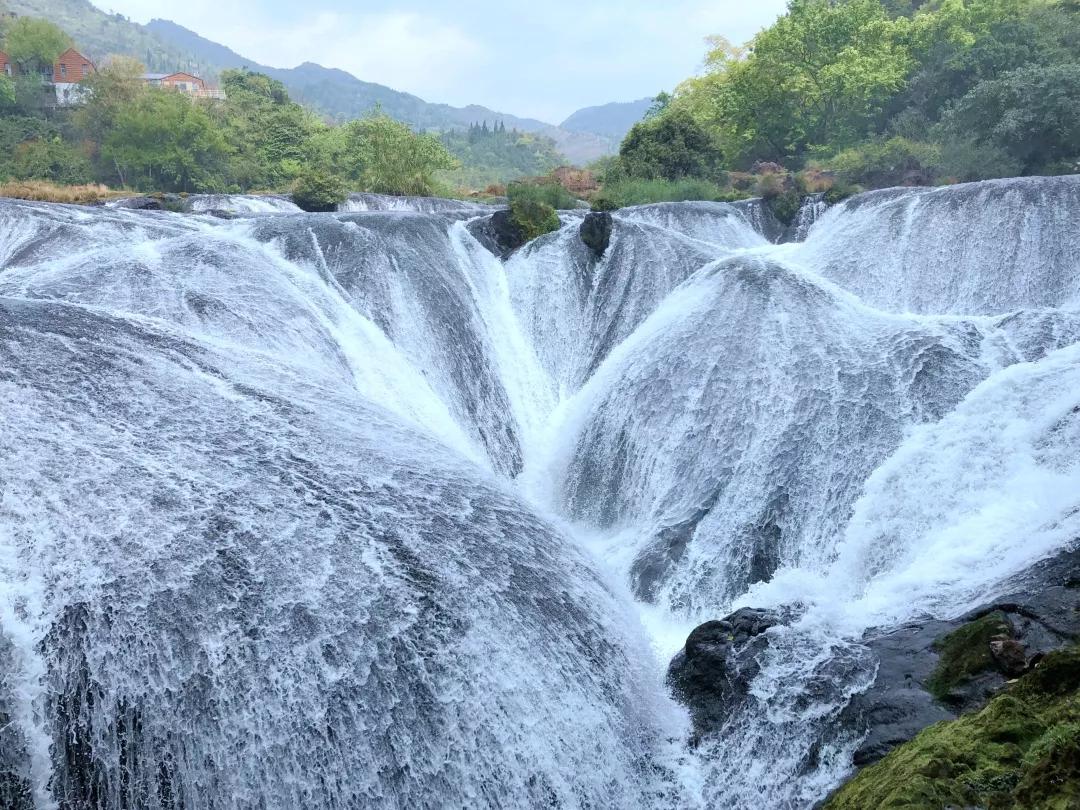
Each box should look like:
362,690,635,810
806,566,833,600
467,209,527,260
579,212,613,259
667,607,782,741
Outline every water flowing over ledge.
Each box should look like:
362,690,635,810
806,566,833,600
0,177,1078,809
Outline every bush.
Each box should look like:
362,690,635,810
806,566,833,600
618,108,724,181
12,138,94,185
768,190,803,226
507,180,578,211
826,137,943,188
937,137,1023,184
291,169,346,212
823,182,860,205
508,198,560,242
597,177,747,208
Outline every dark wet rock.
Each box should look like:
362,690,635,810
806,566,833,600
990,636,1027,677
110,196,165,211
579,212,613,259
467,209,526,260
839,545,1080,766
110,194,190,213
204,209,238,220
667,607,783,740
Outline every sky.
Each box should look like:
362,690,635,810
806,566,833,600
89,0,788,123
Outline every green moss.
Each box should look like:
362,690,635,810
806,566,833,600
927,611,1012,701
508,198,560,242
767,190,803,227
825,647,1080,810
823,182,859,205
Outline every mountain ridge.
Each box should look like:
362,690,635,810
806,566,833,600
4,0,625,164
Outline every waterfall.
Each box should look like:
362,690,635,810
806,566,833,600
0,181,1078,809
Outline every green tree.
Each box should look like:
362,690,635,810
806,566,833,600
942,62,1080,173
214,69,319,189
12,137,93,184
102,90,231,192
0,73,14,109
618,108,723,180
335,112,457,196
3,17,72,75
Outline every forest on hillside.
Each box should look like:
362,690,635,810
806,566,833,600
600,0,1079,206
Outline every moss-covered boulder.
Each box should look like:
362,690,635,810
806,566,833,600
509,198,560,242
927,611,1017,704
291,169,347,213
825,646,1080,810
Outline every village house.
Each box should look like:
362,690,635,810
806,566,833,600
52,47,95,106
141,71,225,99
0,45,96,105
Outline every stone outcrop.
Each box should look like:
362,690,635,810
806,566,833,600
579,212,613,259
466,210,527,260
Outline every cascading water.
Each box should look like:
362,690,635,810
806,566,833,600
0,178,1077,809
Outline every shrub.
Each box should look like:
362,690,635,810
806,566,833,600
823,182,860,205
12,138,93,185
291,169,346,212
826,137,943,188
754,171,788,200
937,137,1022,184
596,177,747,208
508,198,560,242
507,180,578,211
618,108,724,181
768,190,803,226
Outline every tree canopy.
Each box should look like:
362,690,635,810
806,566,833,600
608,0,1080,188
3,17,73,74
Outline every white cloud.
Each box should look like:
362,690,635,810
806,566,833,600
88,0,786,121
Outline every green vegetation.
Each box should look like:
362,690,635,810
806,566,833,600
4,15,72,73
506,182,573,241
0,16,460,198
599,0,1080,205
826,646,1080,809
290,168,346,212
926,611,1013,701
596,177,747,209
439,122,563,189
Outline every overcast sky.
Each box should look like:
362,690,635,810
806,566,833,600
89,0,787,123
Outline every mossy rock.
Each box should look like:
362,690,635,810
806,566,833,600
509,198,560,242
825,647,1080,810
291,170,346,213
767,190,803,226
927,611,1013,701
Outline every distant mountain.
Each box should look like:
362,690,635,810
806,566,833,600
4,0,616,165
561,99,653,142
4,0,211,75
144,19,613,164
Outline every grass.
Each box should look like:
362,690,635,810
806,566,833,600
507,180,579,211
0,181,129,205
594,177,749,209
825,645,1080,810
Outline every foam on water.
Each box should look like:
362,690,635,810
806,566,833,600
1,179,1078,809
799,176,1080,314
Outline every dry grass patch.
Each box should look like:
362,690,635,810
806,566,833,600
0,181,129,205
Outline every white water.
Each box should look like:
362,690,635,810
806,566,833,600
0,176,1078,809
